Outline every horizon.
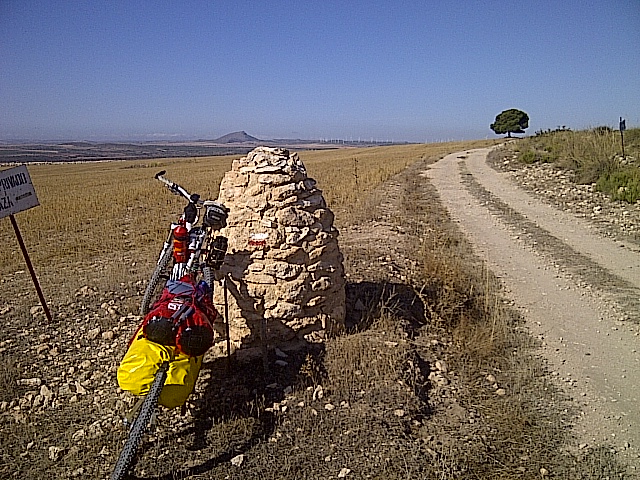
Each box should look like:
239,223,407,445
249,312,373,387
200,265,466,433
1,1,639,143
0,130,424,145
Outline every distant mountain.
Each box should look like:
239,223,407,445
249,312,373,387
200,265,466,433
213,131,261,143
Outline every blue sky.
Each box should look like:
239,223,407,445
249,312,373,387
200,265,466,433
1,0,638,142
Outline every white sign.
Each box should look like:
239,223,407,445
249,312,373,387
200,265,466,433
0,165,40,219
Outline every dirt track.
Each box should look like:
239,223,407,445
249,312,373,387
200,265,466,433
427,148,640,463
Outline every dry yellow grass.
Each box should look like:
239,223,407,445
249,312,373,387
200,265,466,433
0,141,497,278
303,141,498,214
0,156,231,270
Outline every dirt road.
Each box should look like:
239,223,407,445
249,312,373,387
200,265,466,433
426,148,640,464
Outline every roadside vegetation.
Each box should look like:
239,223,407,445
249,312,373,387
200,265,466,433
514,126,640,203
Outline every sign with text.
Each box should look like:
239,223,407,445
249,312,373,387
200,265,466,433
0,165,39,219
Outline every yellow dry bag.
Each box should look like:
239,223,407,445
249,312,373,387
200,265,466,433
117,329,203,409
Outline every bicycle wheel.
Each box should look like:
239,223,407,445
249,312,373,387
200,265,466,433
140,247,173,316
110,362,169,480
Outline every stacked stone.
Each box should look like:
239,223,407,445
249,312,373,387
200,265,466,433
213,146,345,354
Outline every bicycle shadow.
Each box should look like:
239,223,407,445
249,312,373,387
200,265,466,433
132,279,429,479
132,342,321,479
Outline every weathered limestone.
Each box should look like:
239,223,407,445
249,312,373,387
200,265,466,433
213,147,345,354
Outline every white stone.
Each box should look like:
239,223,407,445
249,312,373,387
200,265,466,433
48,446,64,461
338,468,351,478
101,331,114,341
18,378,41,387
276,207,316,227
263,261,303,280
40,384,52,401
312,385,324,401
311,277,332,291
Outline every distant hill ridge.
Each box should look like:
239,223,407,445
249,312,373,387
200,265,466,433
213,131,260,143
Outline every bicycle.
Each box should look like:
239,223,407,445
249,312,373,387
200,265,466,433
111,172,228,479
140,171,228,316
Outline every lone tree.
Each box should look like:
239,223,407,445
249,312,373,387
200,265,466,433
490,109,529,137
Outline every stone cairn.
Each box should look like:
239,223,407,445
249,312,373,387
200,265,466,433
212,146,345,356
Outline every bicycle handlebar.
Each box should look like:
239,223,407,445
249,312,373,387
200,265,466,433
155,171,202,205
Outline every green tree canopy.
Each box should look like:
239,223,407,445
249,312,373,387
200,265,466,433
490,109,529,137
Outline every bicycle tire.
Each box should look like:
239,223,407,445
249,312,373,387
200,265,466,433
110,362,169,480
140,247,173,316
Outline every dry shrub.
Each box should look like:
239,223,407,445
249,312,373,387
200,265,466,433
516,128,639,188
323,313,410,402
452,307,507,361
417,235,476,326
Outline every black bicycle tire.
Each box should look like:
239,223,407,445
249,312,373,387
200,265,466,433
140,247,173,316
110,362,169,480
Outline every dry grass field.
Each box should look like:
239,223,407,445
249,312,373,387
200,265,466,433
1,141,494,280
1,139,627,479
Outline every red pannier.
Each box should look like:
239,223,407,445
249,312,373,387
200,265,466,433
141,276,218,357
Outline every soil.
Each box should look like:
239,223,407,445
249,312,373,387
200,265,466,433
2,144,640,478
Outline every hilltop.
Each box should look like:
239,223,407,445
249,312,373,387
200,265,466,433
212,131,261,144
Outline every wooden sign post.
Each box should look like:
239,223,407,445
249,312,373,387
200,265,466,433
619,117,626,161
0,165,53,323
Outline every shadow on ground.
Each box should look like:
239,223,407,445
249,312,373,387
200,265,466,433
129,279,432,479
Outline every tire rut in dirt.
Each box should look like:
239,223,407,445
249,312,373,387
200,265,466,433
458,160,640,322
